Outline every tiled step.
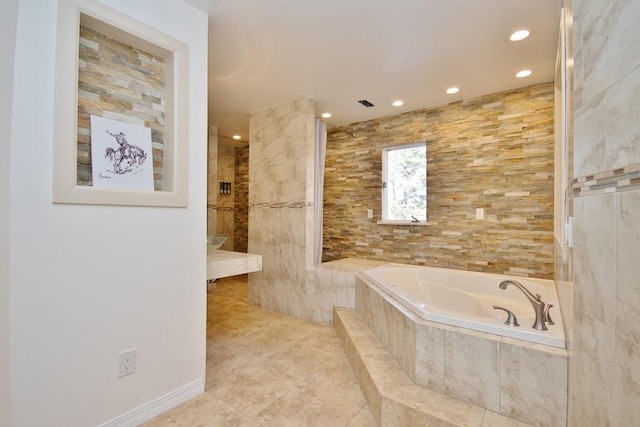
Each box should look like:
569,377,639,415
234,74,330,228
333,307,532,427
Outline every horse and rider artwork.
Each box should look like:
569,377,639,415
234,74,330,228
90,115,155,191
104,130,148,175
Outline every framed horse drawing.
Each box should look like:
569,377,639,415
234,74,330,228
90,116,154,191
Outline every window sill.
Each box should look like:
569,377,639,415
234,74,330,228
377,220,428,226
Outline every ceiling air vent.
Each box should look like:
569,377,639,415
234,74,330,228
358,99,375,108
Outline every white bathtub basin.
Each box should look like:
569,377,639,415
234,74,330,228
363,264,565,348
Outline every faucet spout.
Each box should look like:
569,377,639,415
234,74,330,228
499,280,547,331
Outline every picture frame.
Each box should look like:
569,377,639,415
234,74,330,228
53,0,189,207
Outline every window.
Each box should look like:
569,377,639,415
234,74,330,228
381,142,427,223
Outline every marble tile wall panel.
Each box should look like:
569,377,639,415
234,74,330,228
616,191,640,345
76,26,165,189
248,98,321,320
569,191,640,425
571,309,614,426
332,270,356,308
605,67,640,170
296,271,333,323
323,83,555,279
415,323,445,393
249,98,315,205
573,93,606,178
248,207,307,315
572,194,615,328
443,330,500,412
570,2,640,422
250,135,310,204
381,293,416,378
250,98,315,145
355,278,388,344
579,0,640,106
613,334,640,426
499,343,568,427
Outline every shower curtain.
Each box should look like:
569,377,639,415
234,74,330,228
313,119,327,265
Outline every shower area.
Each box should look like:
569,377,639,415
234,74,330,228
207,129,250,253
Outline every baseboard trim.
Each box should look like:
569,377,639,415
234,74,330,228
97,379,204,427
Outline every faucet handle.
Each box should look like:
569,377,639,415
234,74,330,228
543,304,555,325
493,305,520,327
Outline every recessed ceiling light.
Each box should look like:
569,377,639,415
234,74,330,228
446,87,460,94
321,112,332,118
510,29,530,42
392,100,404,107
516,69,532,78
232,135,242,140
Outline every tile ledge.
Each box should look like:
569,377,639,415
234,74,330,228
334,307,534,427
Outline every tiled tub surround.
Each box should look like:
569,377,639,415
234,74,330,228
355,274,568,426
363,263,565,348
323,83,555,279
304,258,386,322
334,307,537,427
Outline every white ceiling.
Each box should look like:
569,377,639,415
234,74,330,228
184,0,562,144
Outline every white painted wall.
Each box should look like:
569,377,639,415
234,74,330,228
8,0,208,425
1,0,19,425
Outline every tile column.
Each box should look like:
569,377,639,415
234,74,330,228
248,98,317,318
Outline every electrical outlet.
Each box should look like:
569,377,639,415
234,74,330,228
476,208,484,220
118,349,136,378
367,209,373,219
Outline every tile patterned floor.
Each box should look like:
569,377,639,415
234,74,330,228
144,275,376,427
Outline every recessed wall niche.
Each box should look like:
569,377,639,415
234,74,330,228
76,20,166,190
53,0,188,207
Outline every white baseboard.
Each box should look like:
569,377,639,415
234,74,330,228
97,379,204,427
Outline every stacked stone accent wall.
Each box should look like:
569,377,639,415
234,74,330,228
234,146,249,253
77,25,165,189
323,83,555,279
216,145,235,251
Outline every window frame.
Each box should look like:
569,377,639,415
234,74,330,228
379,141,427,225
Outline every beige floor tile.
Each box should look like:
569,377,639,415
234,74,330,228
264,342,343,381
303,354,367,407
142,391,248,427
207,359,301,417
346,407,377,427
305,328,347,354
148,275,368,427
251,383,363,427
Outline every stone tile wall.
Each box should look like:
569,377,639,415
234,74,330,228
323,83,555,279
217,144,235,251
77,26,165,189
569,0,640,425
234,146,249,252
207,128,218,237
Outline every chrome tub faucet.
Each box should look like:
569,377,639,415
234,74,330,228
499,279,547,331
